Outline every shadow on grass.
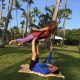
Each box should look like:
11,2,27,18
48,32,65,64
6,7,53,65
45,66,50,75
0,47,32,56
53,52,80,80
53,48,79,54
39,50,80,80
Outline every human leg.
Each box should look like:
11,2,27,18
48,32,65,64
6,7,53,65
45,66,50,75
9,34,34,46
29,37,38,70
47,52,60,74
16,34,34,44
9,40,17,45
47,51,52,64
31,37,38,60
35,44,39,63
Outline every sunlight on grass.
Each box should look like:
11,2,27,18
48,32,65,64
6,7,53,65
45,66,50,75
0,45,80,80
54,46,80,59
0,53,30,70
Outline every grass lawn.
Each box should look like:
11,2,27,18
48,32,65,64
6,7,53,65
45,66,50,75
0,45,80,80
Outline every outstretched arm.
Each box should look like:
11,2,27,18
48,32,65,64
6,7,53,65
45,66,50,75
31,27,49,32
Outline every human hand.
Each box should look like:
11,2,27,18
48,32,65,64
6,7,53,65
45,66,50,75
30,27,36,31
29,27,32,31
47,64,54,68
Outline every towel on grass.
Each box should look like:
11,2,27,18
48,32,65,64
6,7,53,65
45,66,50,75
18,64,65,79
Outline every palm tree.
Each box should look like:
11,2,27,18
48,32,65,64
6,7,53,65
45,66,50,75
0,0,5,26
45,0,48,7
39,13,51,27
22,0,33,34
20,20,25,38
9,14,13,39
52,0,60,21
63,0,67,43
31,7,41,19
21,10,26,26
61,0,72,44
45,5,55,17
38,5,55,28
50,0,60,50
31,7,41,23
10,26,19,39
14,0,19,28
0,16,6,27
0,0,3,21
14,0,24,28
1,0,13,46
0,0,4,20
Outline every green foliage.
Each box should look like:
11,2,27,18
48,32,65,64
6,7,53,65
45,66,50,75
20,20,25,37
21,11,26,17
54,28,80,45
13,0,25,11
29,5,55,28
31,7,41,17
29,7,41,28
0,29,2,35
45,6,55,15
20,20,25,27
14,0,20,10
58,9,72,18
10,26,21,39
66,29,80,45
22,0,34,4
39,13,52,27
38,5,54,28
57,8,72,24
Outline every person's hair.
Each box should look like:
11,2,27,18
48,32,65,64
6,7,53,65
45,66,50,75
53,69,59,74
49,21,57,29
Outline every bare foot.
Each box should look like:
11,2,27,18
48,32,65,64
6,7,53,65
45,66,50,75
9,40,17,46
18,42,23,47
19,64,30,72
55,73,64,77
9,40,12,46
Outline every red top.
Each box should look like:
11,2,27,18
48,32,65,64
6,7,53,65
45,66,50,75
31,26,52,38
39,30,51,38
32,30,51,39
32,31,41,37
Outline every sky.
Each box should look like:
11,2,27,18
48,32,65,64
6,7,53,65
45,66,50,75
2,0,80,29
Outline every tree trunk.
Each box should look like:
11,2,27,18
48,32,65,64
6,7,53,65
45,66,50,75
9,20,12,39
16,9,18,28
0,0,3,23
25,2,29,34
63,16,66,44
50,0,60,50
28,4,31,32
46,0,48,7
1,0,13,45
45,0,48,14
0,1,2,20
63,0,67,45
22,26,24,38
52,0,60,21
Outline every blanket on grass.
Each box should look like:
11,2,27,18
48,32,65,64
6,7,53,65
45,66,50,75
18,64,65,79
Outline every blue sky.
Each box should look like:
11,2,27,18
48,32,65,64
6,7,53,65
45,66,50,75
2,0,80,29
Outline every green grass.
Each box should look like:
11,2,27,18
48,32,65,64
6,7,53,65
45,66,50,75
0,45,80,80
